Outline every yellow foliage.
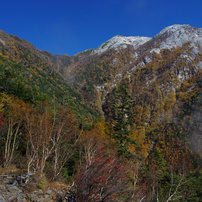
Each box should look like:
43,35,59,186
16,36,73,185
129,126,149,158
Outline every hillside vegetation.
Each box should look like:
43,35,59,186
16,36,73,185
0,25,201,201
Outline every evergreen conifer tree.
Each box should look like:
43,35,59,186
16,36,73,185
113,85,136,157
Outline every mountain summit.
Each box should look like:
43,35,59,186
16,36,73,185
93,35,151,54
91,24,202,56
151,24,202,53
0,24,201,109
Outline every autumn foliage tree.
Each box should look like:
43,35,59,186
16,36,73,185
25,101,55,173
79,118,113,167
75,146,131,202
0,94,28,167
51,104,78,180
25,101,78,178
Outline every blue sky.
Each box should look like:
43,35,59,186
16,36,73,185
1,0,201,56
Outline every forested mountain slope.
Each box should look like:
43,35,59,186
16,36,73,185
0,30,99,125
1,24,201,115
0,24,201,201
60,24,202,115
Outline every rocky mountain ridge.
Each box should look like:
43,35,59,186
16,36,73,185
92,35,151,54
151,24,202,54
1,24,201,76
92,24,201,55
0,24,201,115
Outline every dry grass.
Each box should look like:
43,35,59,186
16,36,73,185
0,164,20,175
49,181,71,192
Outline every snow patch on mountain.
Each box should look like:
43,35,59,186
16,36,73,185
93,35,151,54
96,84,106,92
151,24,202,54
92,24,202,57
0,38,5,46
144,56,152,64
146,75,158,86
112,58,118,65
157,24,191,36
197,61,202,68
132,52,139,59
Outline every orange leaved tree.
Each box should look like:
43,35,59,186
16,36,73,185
0,94,27,167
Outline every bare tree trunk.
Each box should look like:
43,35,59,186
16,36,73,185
4,118,12,167
4,118,22,167
166,174,186,202
9,123,20,165
131,162,140,202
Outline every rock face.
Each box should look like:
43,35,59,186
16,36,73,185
0,195,5,202
92,24,202,55
0,174,72,202
150,24,202,54
0,184,25,202
93,35,151,54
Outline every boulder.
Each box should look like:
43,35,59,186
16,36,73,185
0,195,5,202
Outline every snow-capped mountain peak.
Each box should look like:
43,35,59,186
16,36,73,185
93,35,151,54
92,24,202,55
151,24,202,54
157,24,191,36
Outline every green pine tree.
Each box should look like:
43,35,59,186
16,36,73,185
113,85,136,157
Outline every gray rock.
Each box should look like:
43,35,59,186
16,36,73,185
38,189,43,194
12,180,18,186
44,194,50,199
17,194,25,202
0,185,6,191
0,195,5,202
3,179,10,184
8,186,22,193
8,194,18,201
46,190,52,195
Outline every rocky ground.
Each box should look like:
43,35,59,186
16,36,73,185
0,172,74,202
